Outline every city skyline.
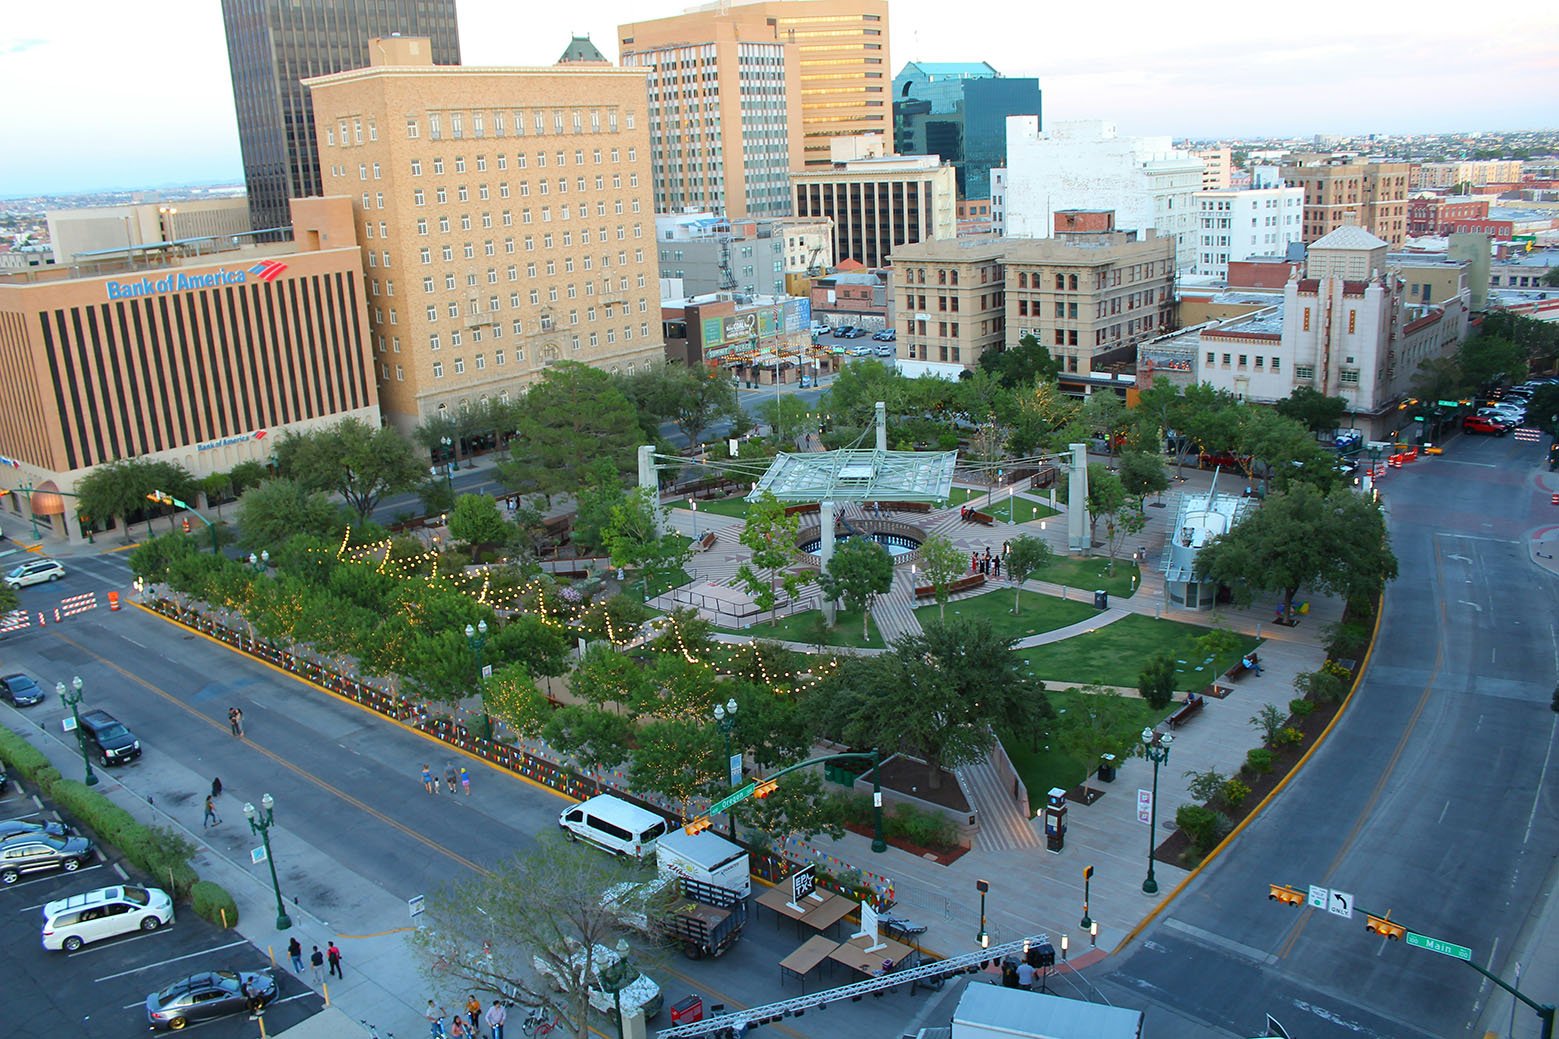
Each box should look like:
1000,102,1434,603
3,0,1557,198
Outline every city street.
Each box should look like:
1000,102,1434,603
1091,431,1559,1039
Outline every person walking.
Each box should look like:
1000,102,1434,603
426,1001,446,1038
287,937,304,974
421,763,437,794
485,1000,507,1039
464,994,482,1033
326,940,344,978
992,555,1001,579
309,945,325,985
445,762,458,795
228,706,244,737
202,795,220,829
459,766,471,797
211,777,223,799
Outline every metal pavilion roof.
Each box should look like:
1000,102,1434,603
745,449,958,503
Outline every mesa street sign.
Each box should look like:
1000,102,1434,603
1406,932,1471,961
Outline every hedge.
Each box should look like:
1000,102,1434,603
0,724,55,780
191,881,241,928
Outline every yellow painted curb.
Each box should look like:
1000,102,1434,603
1111,595,1386,955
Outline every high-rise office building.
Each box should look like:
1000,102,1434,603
621,30,801,219
304,36,664,431
892,62,1040,200
1279,157,1411,248
220,0,461,234
620,0,890,171
791,139,957,269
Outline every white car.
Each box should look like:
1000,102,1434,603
533,939,662,1019
5,559,65,588
43,885,174,951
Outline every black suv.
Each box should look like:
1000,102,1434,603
77,709,141,766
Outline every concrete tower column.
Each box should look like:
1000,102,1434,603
1067,442,1090,555
638,445,664,537
875,401,887,452
818,499,837,625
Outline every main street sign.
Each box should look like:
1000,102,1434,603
1406,931,1472,961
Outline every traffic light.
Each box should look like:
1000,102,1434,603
753,778,779,799
1366,913,1406,940
683,816,713,836
1268,884,1305,907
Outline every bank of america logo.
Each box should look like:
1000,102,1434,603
249,261,288,282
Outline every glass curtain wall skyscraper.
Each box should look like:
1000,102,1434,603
221,0,461,234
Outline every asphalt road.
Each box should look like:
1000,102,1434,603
0,549,958,1038
1091,431,1559,1039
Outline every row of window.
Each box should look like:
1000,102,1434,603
1205,351,1283,373
408,179,640,206
406,147,636,176
425,296,649,334
405,108,632,142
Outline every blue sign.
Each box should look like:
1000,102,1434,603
103,261,288,302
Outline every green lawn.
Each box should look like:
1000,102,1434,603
1000,687,1175,799
1015,613,1258,692
671,497,750,520
1035,555,1140,598
918,588,1096,642
720,606,889,649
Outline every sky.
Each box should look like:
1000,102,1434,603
3,0,1556,198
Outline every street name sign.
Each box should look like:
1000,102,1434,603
709,781,755,815
1406,932,1471,961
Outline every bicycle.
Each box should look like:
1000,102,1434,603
520,1005,557,1037
361,1020,394,1039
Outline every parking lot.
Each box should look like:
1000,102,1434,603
0,783,323,1037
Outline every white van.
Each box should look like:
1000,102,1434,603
655,827,750,898
559,795,669,859
42,885,174,951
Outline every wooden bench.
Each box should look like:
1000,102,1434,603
914,574,986,601
966,510,995,526
784,503,821,517
694,531,719,552
1225,652,1260,682
1168,693,1205,729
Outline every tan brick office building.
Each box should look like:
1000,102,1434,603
0,197,378,542
305,36,664,432
889,237,1006,369
621,0,891,170
1281,158,1411,248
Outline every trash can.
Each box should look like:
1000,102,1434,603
1094,589,1108,610
669,995,704,1025
1098,753,1117,783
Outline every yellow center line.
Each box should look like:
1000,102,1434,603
75,607,805,1038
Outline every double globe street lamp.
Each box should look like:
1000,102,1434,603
56,676,98,787
1141,727,1174,895
244,793,292,930
712,698,740,839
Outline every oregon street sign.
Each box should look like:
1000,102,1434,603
709,781,755,815
1406,932,1472,961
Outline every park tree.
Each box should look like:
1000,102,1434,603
234,478,343,551
273,418,423,520
1004,534,1053,613
1176,383,1243,469
1084,463,1125,545
1274,386,1349,435
1102,499,1147,574
824,617,1050,790
756,394,811,446
630,718,723,817
543,706,634,792
498,362,642,500
1409,356,1467,405
1117,450,1170,502
978,332,1063,389
1236,408,1317,493
409,837,647,1039
1077,391,1132,454
570,459,628,555
485,613,571,688
446,493,511,548
415,474,456,518
1194,482,1398,621
916,532,968,619
0,581,16,615
736,491,802,624
822,357,910,426
228,460,271,497
76,457,197,540
603,488,691,598
1458,334,1526,390
482,662,552,739
621,363,741,446
128,531,201,584
1053,686,1141,798
730,681,819,769
1007,378,1081,456
199,471,233,514
1131,377,1184,458
739,770,846,848
1138,654,1176,710
816,536,894,640
569,644,656,716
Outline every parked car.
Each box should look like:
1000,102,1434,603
77,709,142,766
5,559,65,589
43,884,174,951
848,345,872,356
533,939,663,1019
1462,415,1509,436
831,325,856,337
0,818,71,841
1,673,46,707
871,329,897,341
1480,406,1525,423
799,375,815,388
0,832,94,885
839,327,866,339
146,969,276,1030
873,344,895,357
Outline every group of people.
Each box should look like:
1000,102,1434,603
421,761,472,796
285,937,344,984
971,546,1004,579
426,996,508,1039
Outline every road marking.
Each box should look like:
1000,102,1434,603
1524,714,1557,847
1437,800,1450,825
1161,917,1277,964
1458,600,1483,612
95,937,250,982
2,862,105,889
67,924,177,956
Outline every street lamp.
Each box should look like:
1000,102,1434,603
56,677,98,787
975,879,990,948
1081,864,1094,929
712,698,740,839
243,794,293,930
1090,920,1098,947
1140,727,1174,895
466,620,489,731
690,498,699,539
247,550,270,573
606,938,633,1039
438,436,455,492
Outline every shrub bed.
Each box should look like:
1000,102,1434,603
191,881,241,928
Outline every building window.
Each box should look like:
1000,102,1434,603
1295,364,1312,379
432,362,444,379
1302,307,1311,332
1339,369,1359,384
1271,358,1281,372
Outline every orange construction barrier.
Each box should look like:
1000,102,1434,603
108,591,120,611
